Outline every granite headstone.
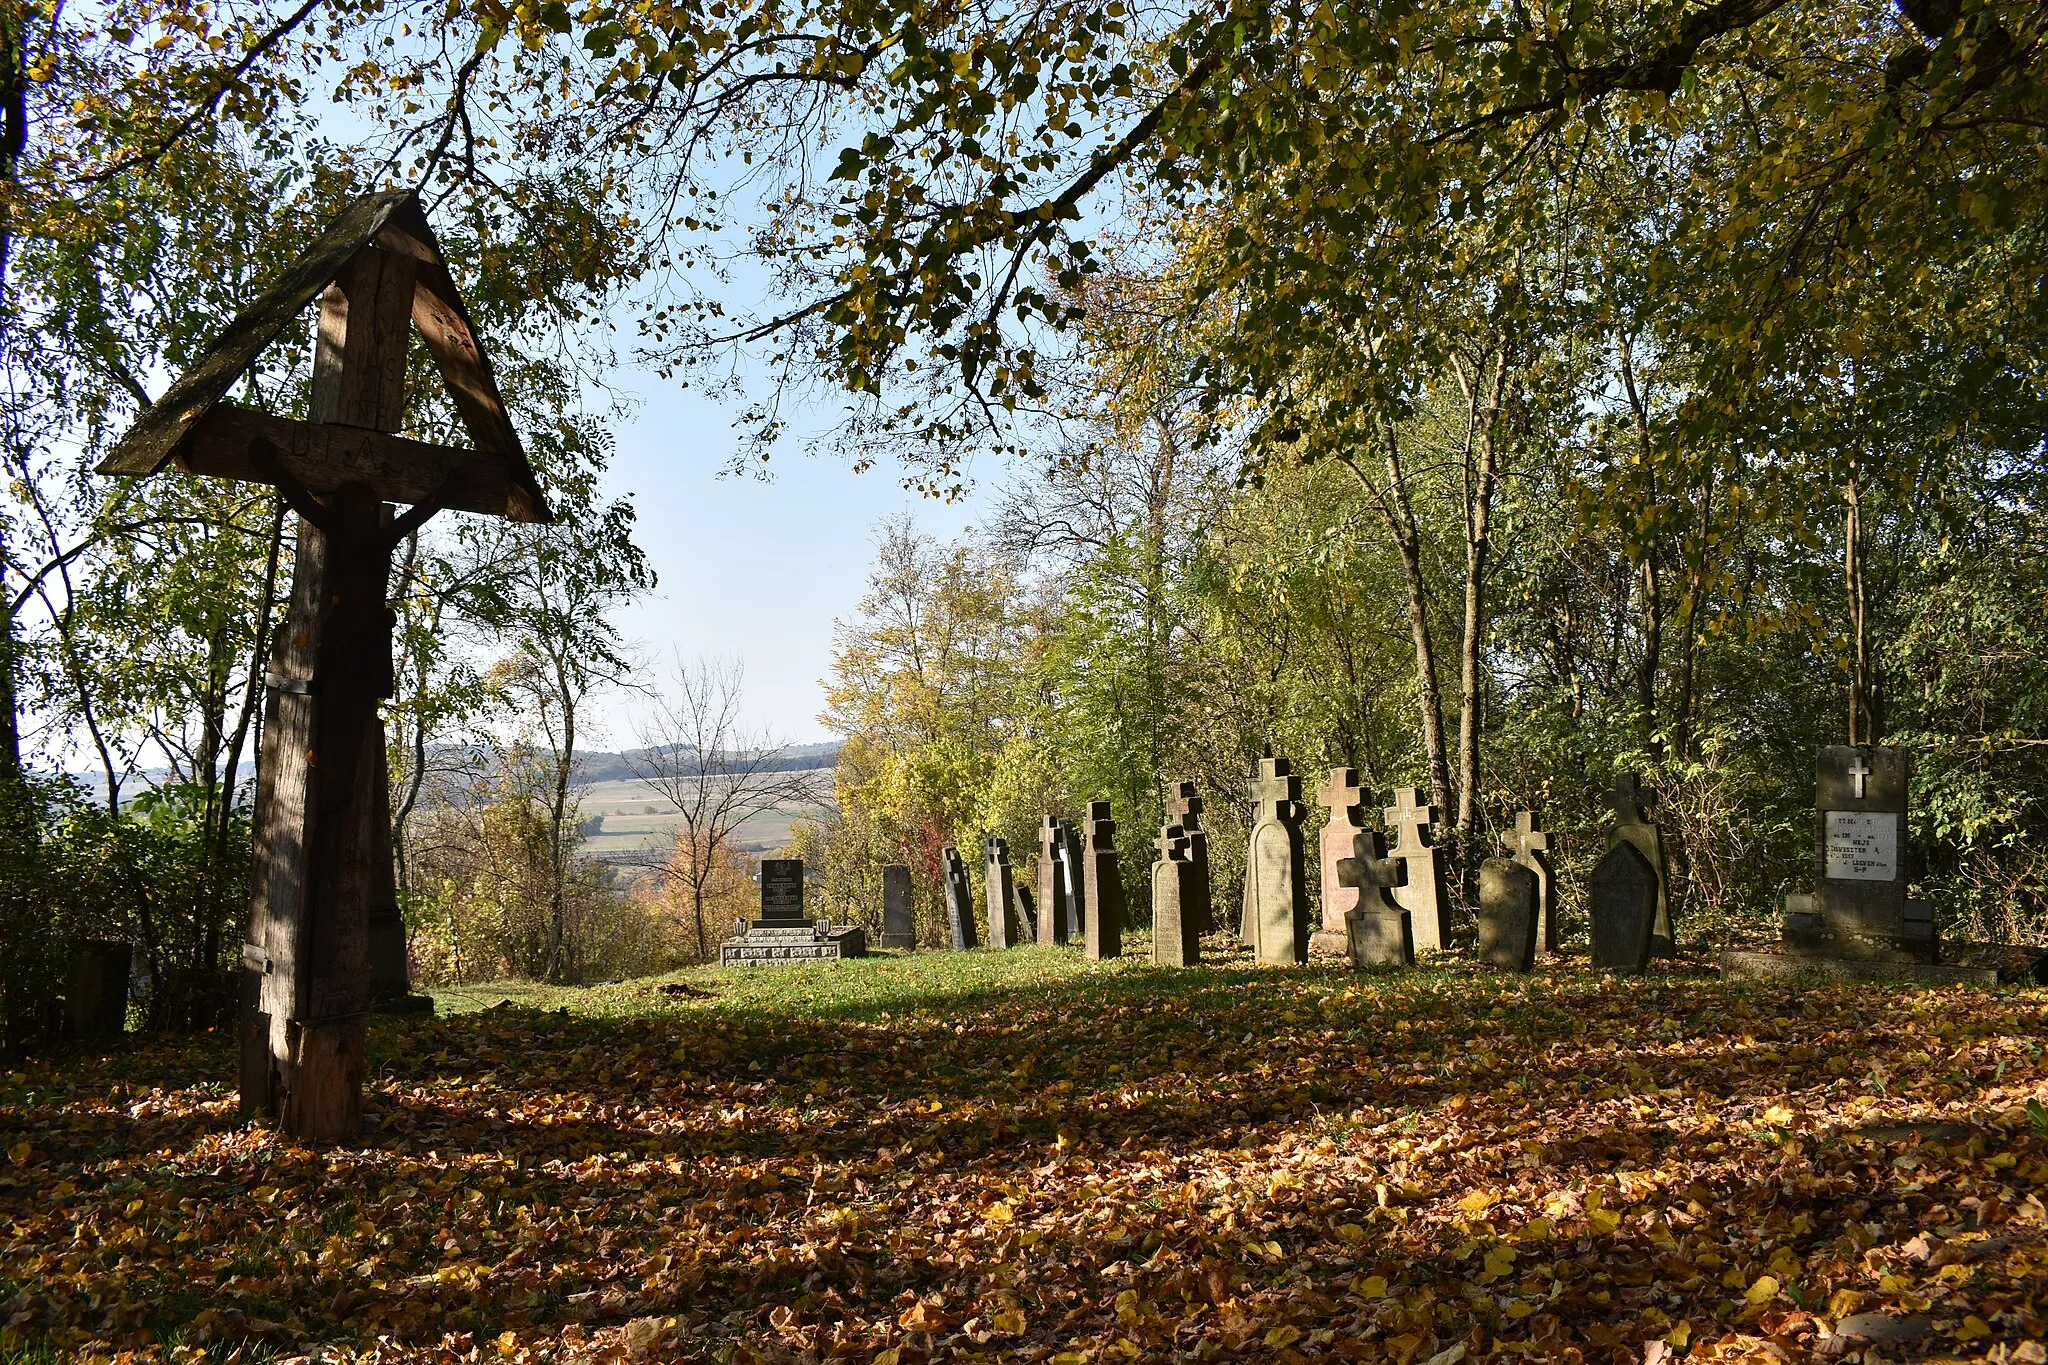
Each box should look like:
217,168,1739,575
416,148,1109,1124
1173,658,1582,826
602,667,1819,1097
1503,810,1558,954
1082,800,1125,960
984,835,1019,949
1385,788,1453,954
1151,824,1201,966
1312,767,1369,957
1607,773,1673,954
1338,827,1412,968
1167,781,1213,935
1476,858,1539,972
881,863,915,951
943,847,978,950
1242,752,1311,965
1588,841,1656,973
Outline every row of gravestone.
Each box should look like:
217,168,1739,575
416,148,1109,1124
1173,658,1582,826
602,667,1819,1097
885,757,1677,973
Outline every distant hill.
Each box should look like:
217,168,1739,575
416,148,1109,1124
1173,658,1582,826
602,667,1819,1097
567,740,842,785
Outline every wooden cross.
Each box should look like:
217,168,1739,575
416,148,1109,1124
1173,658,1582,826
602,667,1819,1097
1250,754,1298,820
1504,809,1549,859
1155,823,1188,864
1847,751,1872,800
98,191,547,1144
1318,767,1365,827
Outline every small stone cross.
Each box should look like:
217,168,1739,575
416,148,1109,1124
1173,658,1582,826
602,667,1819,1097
1250,755,1297,819
1847,751,1871,799
1318,767,1366,827
1384,787,1437,848
1505,809,1549,859
1610,772,1651,826
1155,823,1188,863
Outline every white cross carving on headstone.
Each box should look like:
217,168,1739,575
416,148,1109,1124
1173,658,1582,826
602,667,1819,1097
1847,752,1872,800
1155,823,1187,863
1251,759,1295,817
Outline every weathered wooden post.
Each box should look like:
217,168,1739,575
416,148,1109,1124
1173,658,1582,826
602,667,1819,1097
97,191,549,1142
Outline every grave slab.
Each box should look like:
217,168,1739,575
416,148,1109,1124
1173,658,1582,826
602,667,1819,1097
880,863,915,951
1476,858,1539,972
1036,815,1070,947
1503,810,1558,954
1167,781,1214,936
1242,753,1311,964
1385,788,1452,954
1312,767,1368,957
721,859,867,966
1151,824,1201,966
1589,841,1656,973
1083,801,1125,960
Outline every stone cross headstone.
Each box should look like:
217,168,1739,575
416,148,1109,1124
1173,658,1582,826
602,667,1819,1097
1384,787,1453,954
881,863,915,950
1151,823,1201,966
1337,828,1412,967
984,835,1019,949
943,847,978,950
1058,817,1089,942
1167,780,1213,935
1082,800,1125,960
1476,858,1539,972
1588,841,1656,973
1502,810,1558,954
1036,815,1070,947
1607,773,1673,954
1242,752,1311,965
1312,767,1369,957
1810,745,1928,961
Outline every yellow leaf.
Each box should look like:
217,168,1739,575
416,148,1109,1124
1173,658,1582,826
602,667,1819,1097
987,1201,1014,1223
1264,1239,1285,1258
1264,1325,1303,1349
496,1331,520,1358
1504,1301,1534,1319
1514,1217,1552,1242
1763,1105,1796,1126
1335,1222,1366,1244
1957,1315,1990,1341
5,1142,27,1164
1666,1321,1691,1349
1587,1207,1622,1236
1745,1275,1780,1306
1109,1341,1140,1360
1457,1190,1497,1215
1828,1289,1867,1319
1115,1289,1139,1324
875,1351,901,1365
992,1309,1026,1335
1357,1274,1389,1299
1053,1355,1087,1365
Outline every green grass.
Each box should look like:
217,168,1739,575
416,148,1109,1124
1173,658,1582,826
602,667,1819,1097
428,939,1204,1023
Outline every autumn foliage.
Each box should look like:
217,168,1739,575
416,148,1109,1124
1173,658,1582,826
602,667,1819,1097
4,949,2047,1362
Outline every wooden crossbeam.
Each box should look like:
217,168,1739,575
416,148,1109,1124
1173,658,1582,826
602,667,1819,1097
175,404,540,520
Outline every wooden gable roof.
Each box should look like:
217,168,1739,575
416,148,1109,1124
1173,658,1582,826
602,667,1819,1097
99,189,550,523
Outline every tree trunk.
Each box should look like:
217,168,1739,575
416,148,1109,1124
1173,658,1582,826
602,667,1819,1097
1454,352,1511,840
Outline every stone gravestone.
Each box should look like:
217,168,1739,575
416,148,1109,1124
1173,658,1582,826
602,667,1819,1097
1036,815,1070,947
1242,753,1311,965
721,859,867,966
984,835,1020,949
880,863,915,951
65,941,131,1039
1338,828,1412,967
1588,841,1657,973
1151,824,1201,966
1058,817,1089,942
1476,858,1539,973
1167,781,1213,935
1082,801,1125,960
943,847,978,950
1312,768,1369,957
1014,884,1039,944
1797,746,1931,962
1503,810,1558,955
1384,788,1453,955
1607,773,1673,955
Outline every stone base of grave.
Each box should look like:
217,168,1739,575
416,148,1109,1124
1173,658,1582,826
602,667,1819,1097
373,993,435,1017
1723,949,2001,987
878,933,915,952
1782,899,1939,964
1308,928,1350,958
721,921,867,967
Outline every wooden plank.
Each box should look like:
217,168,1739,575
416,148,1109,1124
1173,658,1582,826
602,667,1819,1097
97,191,413,476
406,263,548,523
334,247,417,432
173,403,545,520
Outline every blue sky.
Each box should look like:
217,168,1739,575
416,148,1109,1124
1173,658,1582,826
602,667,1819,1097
590,369,995,748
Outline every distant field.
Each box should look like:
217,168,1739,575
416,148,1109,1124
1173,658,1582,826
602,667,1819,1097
573,772,832,862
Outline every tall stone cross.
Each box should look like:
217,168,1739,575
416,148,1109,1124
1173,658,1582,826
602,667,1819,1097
97,190,548,1143
1383,786,1452,954
1166,780,1213,935
1502,810,1558,954
1313,767,1368,956
1605,771,1673,954
1241,751,1310,964
1036,813,1069,946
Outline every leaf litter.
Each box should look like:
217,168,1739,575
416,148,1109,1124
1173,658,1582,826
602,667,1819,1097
3,950,2047,1364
